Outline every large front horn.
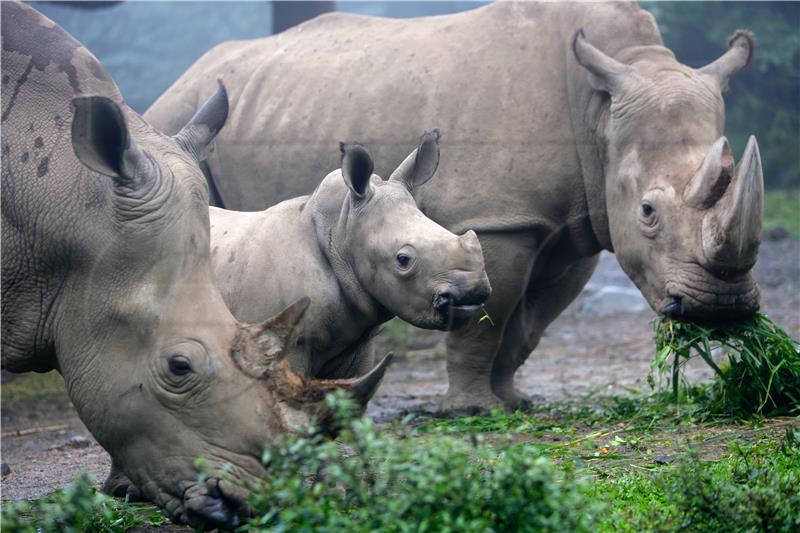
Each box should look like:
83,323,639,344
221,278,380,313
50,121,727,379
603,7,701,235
701,135,763,272
683,137,735,209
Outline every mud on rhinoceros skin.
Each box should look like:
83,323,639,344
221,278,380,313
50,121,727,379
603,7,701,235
144,1,764,413
1,2,393,529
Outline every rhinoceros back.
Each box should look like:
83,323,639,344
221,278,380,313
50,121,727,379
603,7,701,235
146,2,661,233
1,1,123,371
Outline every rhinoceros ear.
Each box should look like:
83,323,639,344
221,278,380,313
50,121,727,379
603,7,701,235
174,80,229,160
389,129,440,191
699,31,754,93
340,142,374,199
71,96,151,187
572,29,637,95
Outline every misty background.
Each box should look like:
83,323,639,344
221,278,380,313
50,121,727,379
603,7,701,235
30,1,799,189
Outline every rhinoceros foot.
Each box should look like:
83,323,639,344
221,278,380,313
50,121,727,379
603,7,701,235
494,386,543,412
439,388,504,415
102,464,143,502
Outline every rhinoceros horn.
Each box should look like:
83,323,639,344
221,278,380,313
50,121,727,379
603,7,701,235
232,297,311,378
389,129,440,190
699,135,763,272
683,137,735,209
275,352,394,408
234,297,393,409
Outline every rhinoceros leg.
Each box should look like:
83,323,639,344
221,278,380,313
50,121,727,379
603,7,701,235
441,231,540,413
490,255,600,407
102,459,143,501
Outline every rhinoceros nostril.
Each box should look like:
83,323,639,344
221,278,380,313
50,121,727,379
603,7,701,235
663,296,684,318
435,292,452,310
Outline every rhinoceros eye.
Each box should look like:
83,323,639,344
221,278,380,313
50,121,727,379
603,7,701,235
168,355,193,376
641,202,654,217
397,253,411,268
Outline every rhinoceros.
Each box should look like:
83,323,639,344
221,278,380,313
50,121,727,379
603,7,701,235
145,1,764,412
1,2,389,528
209,131,490,383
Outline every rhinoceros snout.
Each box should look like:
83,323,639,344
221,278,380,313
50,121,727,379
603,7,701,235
183,478,249,531
662,295,684,318
433,274,492,329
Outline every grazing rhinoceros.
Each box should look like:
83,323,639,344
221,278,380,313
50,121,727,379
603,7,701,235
145,2,764,412
209,131,491,382
0,2,390,528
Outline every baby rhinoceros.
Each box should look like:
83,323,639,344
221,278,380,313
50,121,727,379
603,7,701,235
210,131,491,384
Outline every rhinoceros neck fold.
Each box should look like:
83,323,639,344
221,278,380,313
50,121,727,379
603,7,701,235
308,188,392,325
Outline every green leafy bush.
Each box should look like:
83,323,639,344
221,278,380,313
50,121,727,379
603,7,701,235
0,474,166,532
652,313,800,416
592,429,800,533
242,392,598,532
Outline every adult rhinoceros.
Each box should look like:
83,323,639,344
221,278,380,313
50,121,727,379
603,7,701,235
1,2,389,528
145,1,764,412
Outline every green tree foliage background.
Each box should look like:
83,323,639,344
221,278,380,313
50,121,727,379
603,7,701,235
32,1,798,188
644,2,799,188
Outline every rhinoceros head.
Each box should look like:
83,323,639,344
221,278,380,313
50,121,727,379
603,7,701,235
573,30,762,320
313,130,491,330
67,83,390,529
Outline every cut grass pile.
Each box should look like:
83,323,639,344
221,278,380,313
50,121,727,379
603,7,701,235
652,312,800,417
0,474,167,532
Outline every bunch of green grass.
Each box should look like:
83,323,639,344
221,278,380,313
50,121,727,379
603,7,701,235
652,312,800,416
239,391,598,533
0,474,167,532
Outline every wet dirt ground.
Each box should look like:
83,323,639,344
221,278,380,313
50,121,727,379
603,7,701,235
2,240,798,509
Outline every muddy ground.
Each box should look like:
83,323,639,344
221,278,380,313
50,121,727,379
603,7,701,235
2,240,798,509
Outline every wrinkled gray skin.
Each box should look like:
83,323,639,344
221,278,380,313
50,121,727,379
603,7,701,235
1,3,390,529
210,132,491,382
145,2,764,412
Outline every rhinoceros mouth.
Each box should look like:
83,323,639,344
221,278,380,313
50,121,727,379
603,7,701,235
433,290,488,330
663,271,760,321
180,477,251,531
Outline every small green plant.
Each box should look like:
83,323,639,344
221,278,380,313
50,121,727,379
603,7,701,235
0,474,167,532
652,313,800,416
243,391,598,532
478,305,495,326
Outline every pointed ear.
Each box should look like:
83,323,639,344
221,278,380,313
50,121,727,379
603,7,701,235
339,142,374,199
572,29,638,95
71,96,151,187
174,80,229,160
699,31,754,93
389,129,440,190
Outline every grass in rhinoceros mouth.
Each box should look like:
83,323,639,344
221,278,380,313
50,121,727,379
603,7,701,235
651,312,800,417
